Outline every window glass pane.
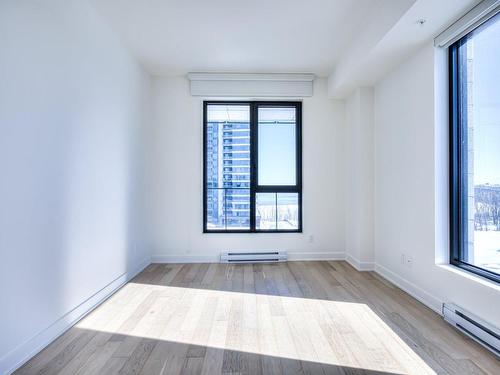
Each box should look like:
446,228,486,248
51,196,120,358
277,193,299,230
258,107,296,185
256,193,276,230
225,189,250,229
206,188,251,230
459,14,500,275
206,188,225,230
206,104,250,230
206,105,250,189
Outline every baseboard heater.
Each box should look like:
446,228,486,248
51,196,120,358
443,303,500,357
220,251,287,263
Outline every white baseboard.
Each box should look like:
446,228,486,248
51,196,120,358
1,257,151,375
374,263,443,315
151,251,345,263
345,254,375,271
287,251,345,261
151,254,220,263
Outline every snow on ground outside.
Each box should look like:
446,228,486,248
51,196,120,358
473,230,500,273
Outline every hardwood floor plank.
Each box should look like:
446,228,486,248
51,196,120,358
181,357,204,375
95,357,128,375
57,332,113,375
15,328,84,375
117,338,156,375
74,339,122,375
37,329,97,375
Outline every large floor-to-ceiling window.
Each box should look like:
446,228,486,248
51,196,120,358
204,102,302,233
450,12,500,282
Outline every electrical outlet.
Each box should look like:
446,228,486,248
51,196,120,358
308,235,314,243
407,256,413,268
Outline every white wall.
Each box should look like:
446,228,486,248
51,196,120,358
147,77,345,261
0,1,151,372
345,88,374,269
374,42,500,327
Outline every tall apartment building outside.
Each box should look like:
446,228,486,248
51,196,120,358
206,120,251,229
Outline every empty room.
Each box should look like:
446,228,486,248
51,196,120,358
1,0,500,374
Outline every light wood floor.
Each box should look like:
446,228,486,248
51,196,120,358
16,261,499,375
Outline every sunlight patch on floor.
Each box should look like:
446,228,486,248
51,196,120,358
76,282,436,374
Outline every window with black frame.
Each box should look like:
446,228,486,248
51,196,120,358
203,101,302,233
449,12,500,282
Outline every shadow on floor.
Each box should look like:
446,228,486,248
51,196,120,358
131,261,370,302
16,327,404,375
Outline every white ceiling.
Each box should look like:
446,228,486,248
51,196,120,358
91,0,481,96
90,0,412,76
328,0,482,97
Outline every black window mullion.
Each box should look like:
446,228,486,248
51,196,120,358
203,102,208,232
255,185,300,193
298,191,303,232
250,103,258,231
450,42,460,265
296,102,303,190
275,193,278,229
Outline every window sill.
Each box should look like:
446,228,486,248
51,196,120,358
203,229,302,234
437,264,500,291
